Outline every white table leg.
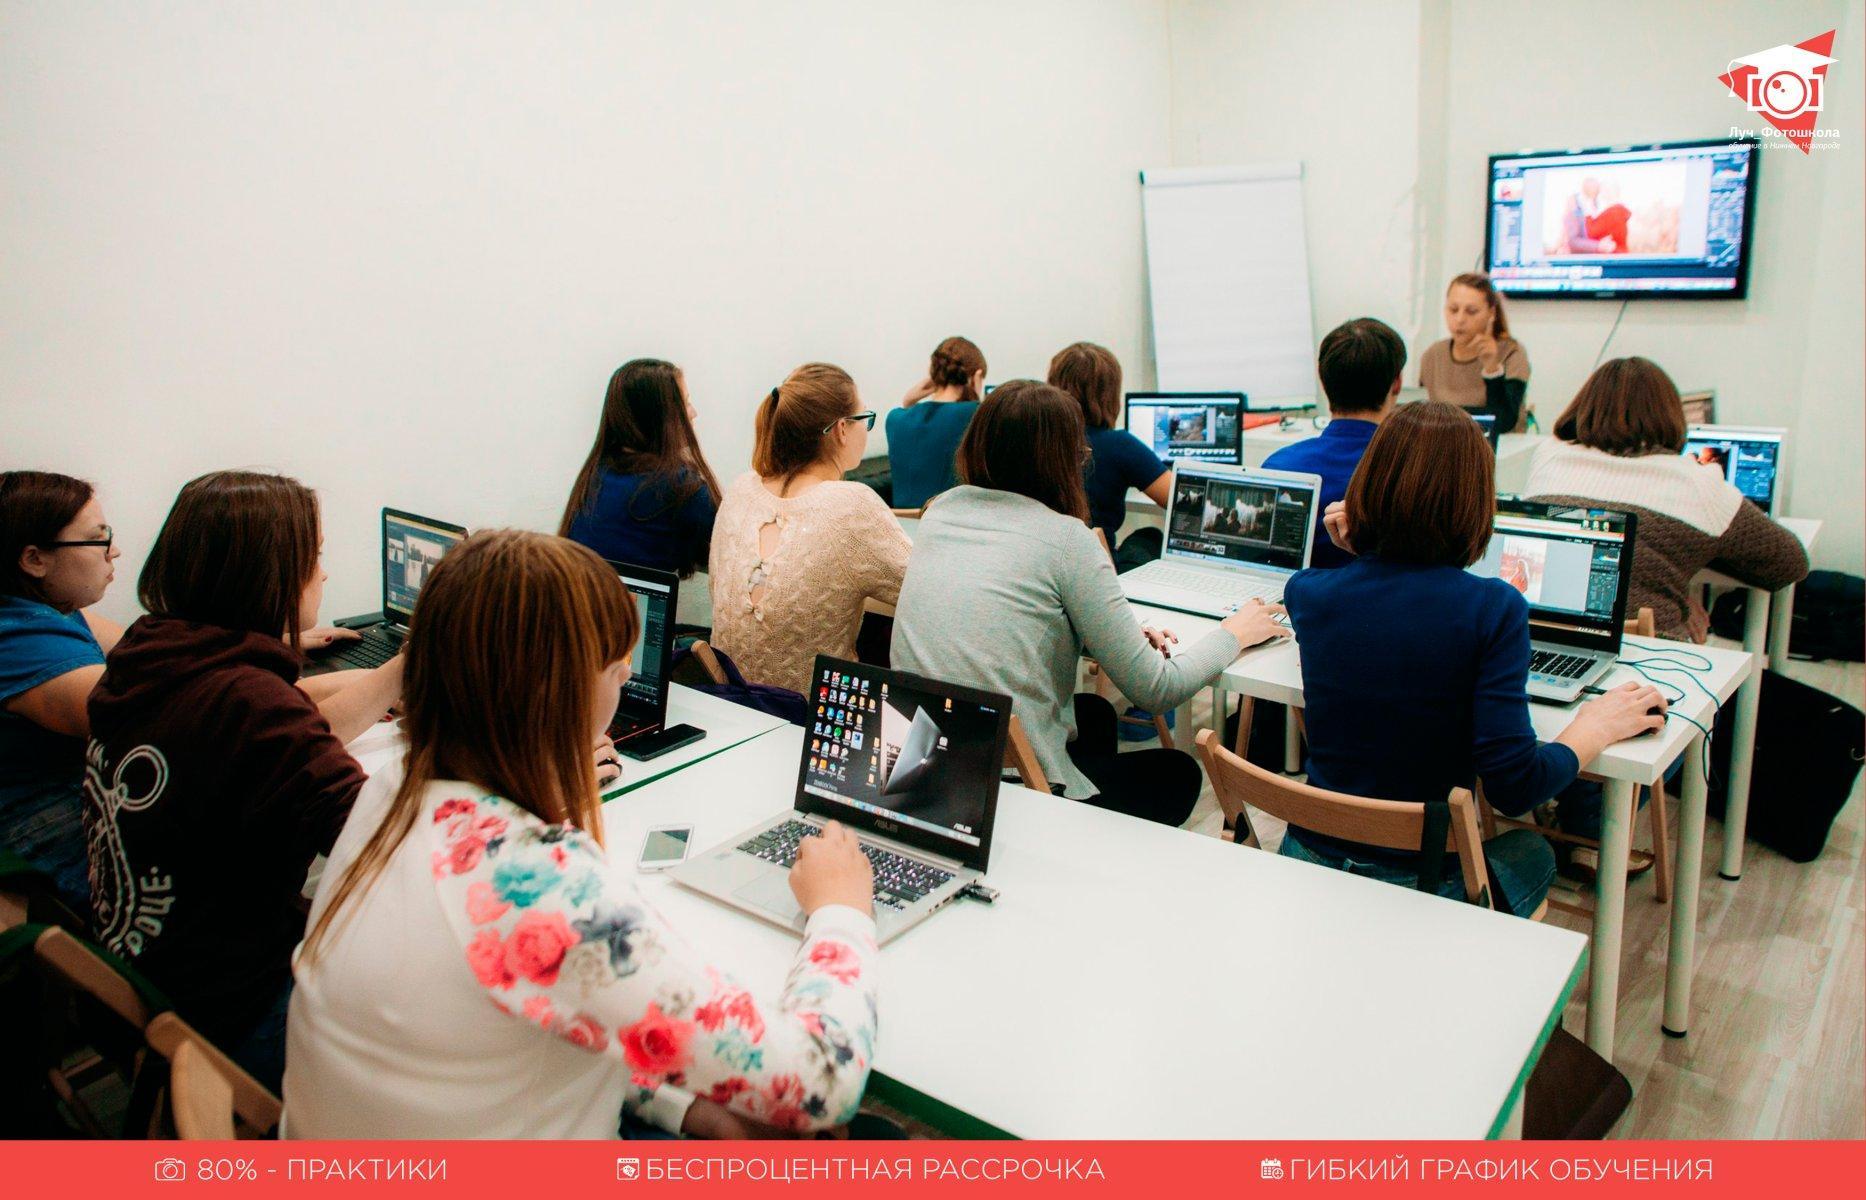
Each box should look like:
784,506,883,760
1586,778,1636,1058
1767,581,1796,669
1663,732,1709,1037
1210,686,1229,738
1719,587,1770,880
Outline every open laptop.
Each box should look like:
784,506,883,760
605,561,705,760
1124,392,1245,464
1119,462,1322,618
312,508,467,672
1469,499,1638,704
671,656,1009,946
1470,411,1501,452
1682,424,1787,516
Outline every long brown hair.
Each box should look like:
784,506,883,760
300,530,639,964
139,470,321,650
752,363,860,485
1344,400,1495,567
929,336,987,404
1552,357,1687,456
1046,342,1124,430
558,359,722,571
0,471,95,602
955,380,1091,523
1447,271,1512,340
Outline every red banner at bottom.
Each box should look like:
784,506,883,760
5,1141,1866,1197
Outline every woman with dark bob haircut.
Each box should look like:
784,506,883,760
891,381,1284,826
1280,401,1665,916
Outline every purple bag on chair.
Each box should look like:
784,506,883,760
668,644,809,727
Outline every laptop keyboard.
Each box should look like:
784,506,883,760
320,628,402,669
1529,649,1596,680
737,819,954,911
1128,563,1283,604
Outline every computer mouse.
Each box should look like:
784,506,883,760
1637,705,1667,736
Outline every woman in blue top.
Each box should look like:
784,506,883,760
560,359,722,578
1279,402,1665,917
0,471,124,908
1046,343,1171,571
887,336,985,510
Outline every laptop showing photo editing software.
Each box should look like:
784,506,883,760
1119,462,1321,619
311,508,467,673
1683,425,1787,516
1124,392,1245,464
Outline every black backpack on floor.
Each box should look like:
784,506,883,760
1707,669,1865,863
1710,571,1865,663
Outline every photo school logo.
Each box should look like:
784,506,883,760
1721,30,1839,153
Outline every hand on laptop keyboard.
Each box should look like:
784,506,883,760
301,625,364,652
1219,601,1288,651
785,821,877,919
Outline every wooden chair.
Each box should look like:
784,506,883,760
30,926,160,1137
1003,715,1051,794
889,507,923,520
684,639,730,686
1483,607,1673,914
167,1039,235,1140
1195,729,1547,919
1086,530,1176,748
146,1012,280,1138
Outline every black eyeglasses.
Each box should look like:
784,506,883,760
42,526,113,552
824,411,878,434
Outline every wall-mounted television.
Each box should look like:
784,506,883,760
1483,138,1759,299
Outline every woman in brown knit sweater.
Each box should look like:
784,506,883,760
1526,357,1808,643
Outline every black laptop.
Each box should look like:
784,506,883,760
309,508,466,673
606,561,705,761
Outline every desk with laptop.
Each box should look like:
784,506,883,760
627,654,1588,1139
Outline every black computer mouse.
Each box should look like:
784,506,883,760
1636,705,1667,736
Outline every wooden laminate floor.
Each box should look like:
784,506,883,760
1162,648,1865,1139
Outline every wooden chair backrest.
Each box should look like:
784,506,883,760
168,1039,236,1140
146,1012,282,1136
34,926,155,1031
1194,729,1493,907
0,889,26,932
1004,715,1051,794
1625,607,1656,638
686,640,729,687
890,507,923,519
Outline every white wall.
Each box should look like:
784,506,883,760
1169,0,1864,573
0,0,1173,623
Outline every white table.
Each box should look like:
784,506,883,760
1700,516,1821,880
611,726,1587,1139
344,683,790,796
1133,604,1753,1062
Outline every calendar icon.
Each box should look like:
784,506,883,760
1259,1158,1284,1181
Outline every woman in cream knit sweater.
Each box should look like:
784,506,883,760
708,363,910,694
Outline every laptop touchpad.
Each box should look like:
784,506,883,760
733,873,806,929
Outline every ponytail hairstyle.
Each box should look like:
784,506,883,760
751,363,861,486
558,359,722,574
927,336,987,404
1447,271,1512,340
299,529,639,965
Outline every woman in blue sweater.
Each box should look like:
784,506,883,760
560,359,722,578
1280,401,1664,916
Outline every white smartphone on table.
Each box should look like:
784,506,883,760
637,825,693,872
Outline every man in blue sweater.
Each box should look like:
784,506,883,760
1264,318,1407,569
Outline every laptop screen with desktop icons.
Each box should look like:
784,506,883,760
1163,463,1319,576
796,656,1009,871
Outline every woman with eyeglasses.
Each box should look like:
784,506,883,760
0,472,125,908
708,363,909,694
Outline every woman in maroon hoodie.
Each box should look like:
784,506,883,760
84,470,403,1093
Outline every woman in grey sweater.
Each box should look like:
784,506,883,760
891,381,1285,825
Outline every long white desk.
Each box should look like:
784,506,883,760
609,726,1587,1139
1700,516,1821,880
1134,605,1754,1063
344,683,791,796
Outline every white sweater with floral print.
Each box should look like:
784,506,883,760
283,767,878,1138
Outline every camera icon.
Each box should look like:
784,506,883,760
153,1158,187,1182
615,1158,641,1181
1728,43,1833,121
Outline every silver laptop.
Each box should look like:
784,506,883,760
1682,424,1787,516
670,656,1010,946
1470,500,1638,704
1120,462,1322,618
